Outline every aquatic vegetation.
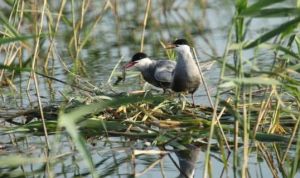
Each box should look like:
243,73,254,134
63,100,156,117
0,0,300,177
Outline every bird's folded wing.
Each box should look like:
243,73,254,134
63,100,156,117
154,70,173,82
154,61,175,83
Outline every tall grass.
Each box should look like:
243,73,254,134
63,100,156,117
0,0,300,177
203,0,300,177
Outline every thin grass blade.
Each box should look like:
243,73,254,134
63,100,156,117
241,8,300,17
243,16,300,49
241,0,285,15
0,35,41,45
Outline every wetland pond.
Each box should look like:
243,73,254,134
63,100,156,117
1,0,300,178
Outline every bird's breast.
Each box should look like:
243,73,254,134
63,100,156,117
172,58,201,93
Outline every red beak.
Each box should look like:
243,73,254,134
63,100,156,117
124,61,136,69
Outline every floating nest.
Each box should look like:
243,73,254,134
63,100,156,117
1,90,294,148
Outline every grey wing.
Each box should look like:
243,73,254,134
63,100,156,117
154,60,176,83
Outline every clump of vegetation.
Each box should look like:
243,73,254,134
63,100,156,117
0,0,300,177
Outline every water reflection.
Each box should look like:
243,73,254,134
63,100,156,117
1,0,299,177
175,144,201,178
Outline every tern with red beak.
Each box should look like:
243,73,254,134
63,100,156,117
166,39,201,106
125,52,176,92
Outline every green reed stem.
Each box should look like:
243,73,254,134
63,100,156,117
203,18,235,178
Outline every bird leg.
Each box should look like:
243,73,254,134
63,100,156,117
178,93,182,101
191,93,196,107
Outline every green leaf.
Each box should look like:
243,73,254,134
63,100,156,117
4,121,58,134
254,133,289,142
260,43,300,60
236,0,248,13
243,16,300,49
222,77,281,85
241,8,300,17
0,64,30,72
0,11,19,36
0,155,45,167
220,100,242,123
79,119,128,133
0,35,38,45
58,95,164,177
241,0,284,15
296,36,300,54
59,114,98,177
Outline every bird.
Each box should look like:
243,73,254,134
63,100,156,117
124,52,176,92
166,39,201,106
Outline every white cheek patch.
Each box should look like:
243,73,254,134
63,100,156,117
175,45,190,53
135,58,151,68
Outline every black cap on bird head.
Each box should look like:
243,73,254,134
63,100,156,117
173,39,189,46
125,52,148,69
165,38,190,49
131,52,148,62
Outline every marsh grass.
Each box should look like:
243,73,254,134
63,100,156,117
0,0,300,177
203,0,300,177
